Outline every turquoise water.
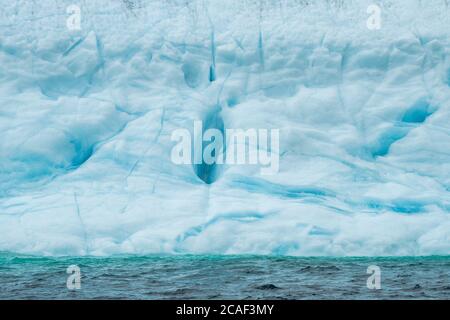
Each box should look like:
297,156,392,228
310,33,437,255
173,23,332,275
0,253,449,299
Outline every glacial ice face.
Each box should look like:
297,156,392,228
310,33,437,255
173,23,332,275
0,0,449,256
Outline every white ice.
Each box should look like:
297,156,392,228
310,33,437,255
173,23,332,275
0,0,449,256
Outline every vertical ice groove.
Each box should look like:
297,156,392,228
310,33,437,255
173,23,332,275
193,106,225,184
209,30,216,82
73,192,89,255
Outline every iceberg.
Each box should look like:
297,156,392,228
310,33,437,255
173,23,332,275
0,0,449,256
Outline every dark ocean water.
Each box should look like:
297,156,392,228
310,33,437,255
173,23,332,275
0,253,449,300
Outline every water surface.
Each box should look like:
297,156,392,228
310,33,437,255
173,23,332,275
1,253,449,299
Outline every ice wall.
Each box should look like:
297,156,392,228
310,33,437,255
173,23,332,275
0,0,449,256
